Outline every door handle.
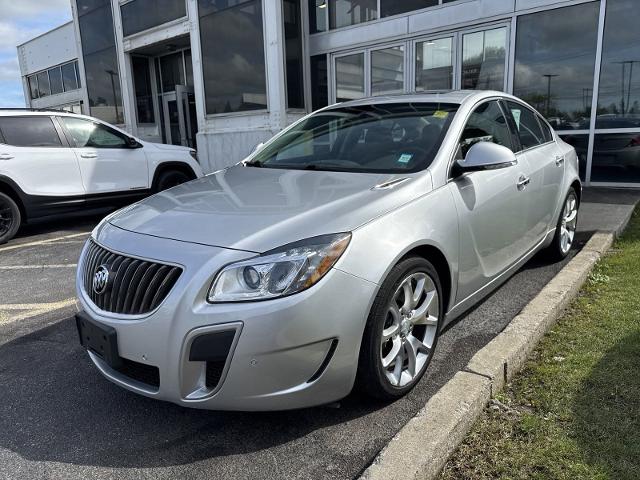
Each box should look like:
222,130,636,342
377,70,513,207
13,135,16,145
80,153,98,159
555,155,565,166
0,153,14,160
517,175,530,190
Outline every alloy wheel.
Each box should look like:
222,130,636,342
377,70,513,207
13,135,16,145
380,272,439,387
560,192,578,255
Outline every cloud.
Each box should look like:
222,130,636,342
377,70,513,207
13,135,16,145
0,0,72,107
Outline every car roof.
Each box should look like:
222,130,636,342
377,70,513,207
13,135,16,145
0,109,96,121
324,90,518,110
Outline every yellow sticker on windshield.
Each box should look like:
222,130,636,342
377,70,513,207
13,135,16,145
433,110,449,119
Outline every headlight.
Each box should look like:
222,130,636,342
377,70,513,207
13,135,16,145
207,233,351,303
189,150,199,163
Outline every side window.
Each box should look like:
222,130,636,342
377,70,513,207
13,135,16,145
0,116,62,148
538,115,554,143
61,117,128,148
505,101,545,150
458,100,514,158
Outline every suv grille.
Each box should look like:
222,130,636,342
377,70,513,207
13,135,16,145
82,240,182,315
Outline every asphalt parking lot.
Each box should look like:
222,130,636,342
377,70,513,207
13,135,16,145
0,210,592,480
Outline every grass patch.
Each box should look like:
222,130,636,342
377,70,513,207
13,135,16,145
441,209,640,480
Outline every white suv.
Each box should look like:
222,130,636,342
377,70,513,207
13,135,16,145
0,109,203,244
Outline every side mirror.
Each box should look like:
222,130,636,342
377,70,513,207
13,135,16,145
454,142,517,175
127,137,142,149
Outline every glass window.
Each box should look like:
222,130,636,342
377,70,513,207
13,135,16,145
121,0,187,37
462,27,507,91
132,57,155,124
415,38,453,91
371,46,405,96
0,117,62,147
596,0,640,129
559,134,588,181
538,115,554,143
61,117,128,148
335,53,364,102
309,0,327,33
184,50,194,87
61,62,78,91
380,0,437,18
198,0,267,114
513,2,600,130
505,101,546,150
251,102,459,173
329,0,377,29
458,101,515,158
283,0,305,109
49,67,64,95
75,61,82,88
590,132,640,183
36,71,51,97
77,4,117,56
28,76,39,100
310,54,328,111
160,52,185,92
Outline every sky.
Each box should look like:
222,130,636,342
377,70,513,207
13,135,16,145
0,0,72,107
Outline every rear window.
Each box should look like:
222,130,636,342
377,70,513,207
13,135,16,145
0,117,62,147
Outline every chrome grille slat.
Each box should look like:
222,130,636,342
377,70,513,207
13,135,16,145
82,240,182,316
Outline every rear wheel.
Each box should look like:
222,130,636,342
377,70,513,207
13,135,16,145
545,187,579,261
0,192,21,245
357,257,442,400
153,169,192,192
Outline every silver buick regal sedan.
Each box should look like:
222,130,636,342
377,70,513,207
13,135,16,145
75,91,580,411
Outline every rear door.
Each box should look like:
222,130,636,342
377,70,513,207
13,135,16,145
450,100,533,301
0,115,84,196
503,101,564,242
59,116,149,194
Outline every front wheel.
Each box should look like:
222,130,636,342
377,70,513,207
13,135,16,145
545,187,579,261
153,170,192,192
0,192,21,245
356,257,443,400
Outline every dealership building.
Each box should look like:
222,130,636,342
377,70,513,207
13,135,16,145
16,0,640,186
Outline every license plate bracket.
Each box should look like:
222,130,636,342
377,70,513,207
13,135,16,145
76,312,122,369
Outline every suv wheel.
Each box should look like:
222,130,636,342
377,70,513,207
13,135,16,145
154,170,192,193
0,192,21,245
357,256,442,400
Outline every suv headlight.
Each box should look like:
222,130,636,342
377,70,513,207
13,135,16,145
207,233,351,303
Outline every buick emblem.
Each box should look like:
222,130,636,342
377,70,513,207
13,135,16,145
93,265,110,295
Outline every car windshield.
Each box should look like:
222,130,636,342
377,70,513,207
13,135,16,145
250,102,459,173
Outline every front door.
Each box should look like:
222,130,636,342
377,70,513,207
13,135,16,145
162,86,196,148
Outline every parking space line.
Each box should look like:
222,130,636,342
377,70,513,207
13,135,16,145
0,264,78,270
0,299,78,325
0,232,91,253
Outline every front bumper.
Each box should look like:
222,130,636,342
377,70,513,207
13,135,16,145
76,223,377,411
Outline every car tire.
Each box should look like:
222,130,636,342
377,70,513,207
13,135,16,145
545,187,579,261
356,256,443,400
0,192,21,245
154,170,192,192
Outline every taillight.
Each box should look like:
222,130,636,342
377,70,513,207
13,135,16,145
628,136,640,147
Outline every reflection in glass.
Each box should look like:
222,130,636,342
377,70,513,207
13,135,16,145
371,46,405,96
335,53,364,102
309,0,327,33
160,52,185,92
329,0,377,29
61,62,78,91
380,0,437,18
28,76,39,100
596,0,640,128
514,2,600,130
198,0,267,114
121,0,186,37
559,134,588,181
590,132,640,183
36,71,50,97
311,54,328,111
415,38,453,91
284,0,305,109
132,57,155,124
462,27,507,91
49,67,64,95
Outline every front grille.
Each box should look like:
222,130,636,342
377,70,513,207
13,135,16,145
114,357,160,389
82,240,182,315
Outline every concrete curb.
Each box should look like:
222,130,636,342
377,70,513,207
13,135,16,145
360,222,632,480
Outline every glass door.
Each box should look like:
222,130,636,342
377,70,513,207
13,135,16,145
162,85,196,147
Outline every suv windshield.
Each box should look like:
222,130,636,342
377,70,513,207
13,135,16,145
250,102,459,173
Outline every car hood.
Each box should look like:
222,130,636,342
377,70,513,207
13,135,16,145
107,165,431,253
144,141,192,153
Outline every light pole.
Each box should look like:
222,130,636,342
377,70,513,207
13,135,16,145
614,60,640,114
543,74,559,117
105,69,120,123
